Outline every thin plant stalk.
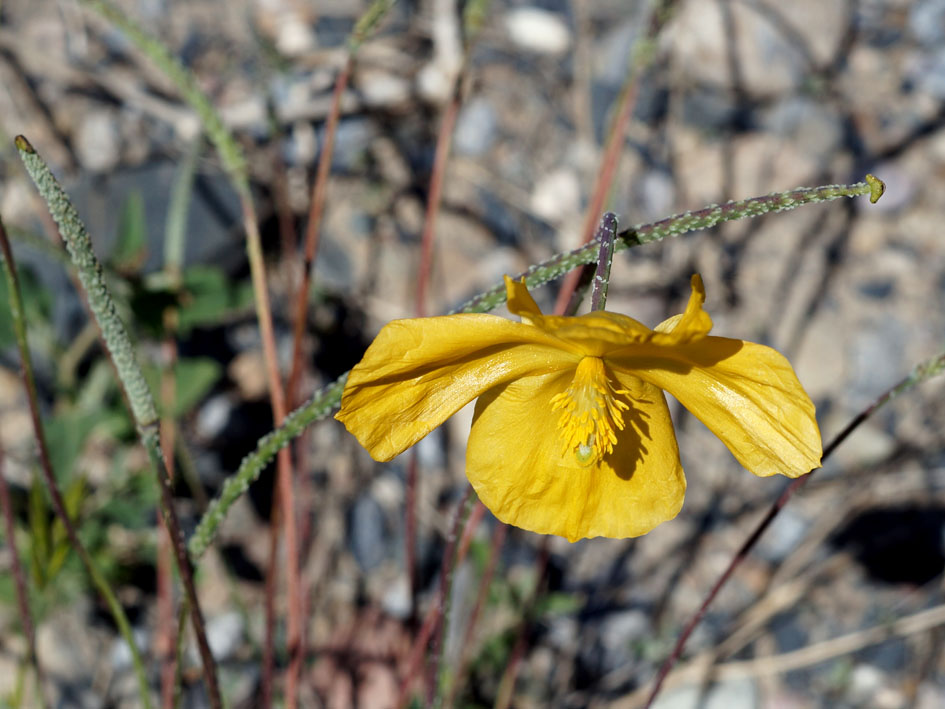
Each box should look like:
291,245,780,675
427,488,476,705
282,7,397,686
78,3,300,700
404,65,464,631
444,520,507,709
407,0,491,631
642,347,945,708
395,491,483,709
158,333,180,709
277,51,349,709
15,136,221,708
553,0,681,313
188,177,882,558
493,538,551,709
0,216,154,709
234,194,303,708
285,58,352,406
0,444,46,709
156,137,198,709
261,494,281,707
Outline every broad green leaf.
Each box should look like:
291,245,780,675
142,357,222,417
44,408,109,484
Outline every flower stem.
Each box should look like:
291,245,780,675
591,212,618,311
455,177,884,315
553,0,682,313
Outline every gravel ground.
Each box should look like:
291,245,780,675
2,1,945,707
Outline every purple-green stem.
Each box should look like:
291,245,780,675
644,348,945,707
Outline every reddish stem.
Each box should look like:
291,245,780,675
0,443,45,703
643,378,912,707
157,334,179,709
286,57,352,407
445,518,507,709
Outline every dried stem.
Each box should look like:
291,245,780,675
158,339,178,709
643,347,945,708
445,516,507,709
286,57,352,406
0,442,46,709
428,488,476,705
493,538,551,709
395,491,483,708
554,0,681,312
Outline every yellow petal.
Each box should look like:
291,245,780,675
613,337,822,477
336,314,578,461
651,274,713,343
505,276,655,355
466,369,686,541
505,276,543,322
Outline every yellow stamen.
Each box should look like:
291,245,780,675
550,357,630,466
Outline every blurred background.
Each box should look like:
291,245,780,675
2,0,945,707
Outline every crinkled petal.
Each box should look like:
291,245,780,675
336,314,578,461
651,274,713,343
505,276,543,323
613,337,822,477
466,370,686,541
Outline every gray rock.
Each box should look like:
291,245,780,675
381,575,412,619
909,47,945,100
74,108,121,173
594,19,646,87
651,677,759,709
322,117,375,171
909,0,945,47
760,97,843,158
504,7,571,55
349,493,388,571
847,319,906,408
110,627,149,671
598,609,649,672
454,97,498,157
205,611,244,661
756,508,809,563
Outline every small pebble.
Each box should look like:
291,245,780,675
505,7,571,55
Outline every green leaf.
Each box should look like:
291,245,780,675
111,191,148,273
28,479,51,589
98,471,158,530
0,264,52,347
534,591,582,616
177,265,253,331
142,357,222,417
43,408,109,484
47,476,87,579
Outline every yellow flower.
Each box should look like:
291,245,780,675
335,275,822,541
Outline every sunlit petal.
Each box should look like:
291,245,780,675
505,276,543,323
651,274,713,343
466,369,686,541
336,314,577,461
614,337,822,477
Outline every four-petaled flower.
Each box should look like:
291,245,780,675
335,275,822,541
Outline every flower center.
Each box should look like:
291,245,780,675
550,357,631,466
